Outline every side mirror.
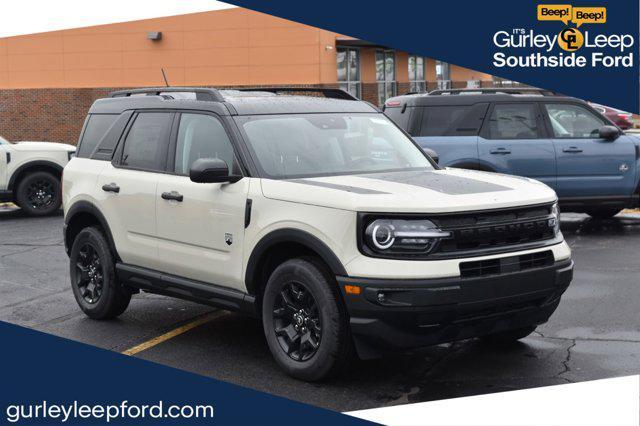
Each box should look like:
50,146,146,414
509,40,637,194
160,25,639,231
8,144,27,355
189,158,242,183
599,125,620,141
423,147,439,164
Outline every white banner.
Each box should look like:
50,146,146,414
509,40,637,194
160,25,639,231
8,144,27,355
347,375,640,426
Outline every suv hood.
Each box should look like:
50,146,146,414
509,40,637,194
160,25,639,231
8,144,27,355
260,168,557,213
11,141,76,152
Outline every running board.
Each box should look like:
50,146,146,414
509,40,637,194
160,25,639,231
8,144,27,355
116,263,257,316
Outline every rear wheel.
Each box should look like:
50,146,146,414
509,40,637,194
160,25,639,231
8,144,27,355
70,227,131,319
481,325,537,344
15,171,61,216
262,258,351,381
586,208,621,219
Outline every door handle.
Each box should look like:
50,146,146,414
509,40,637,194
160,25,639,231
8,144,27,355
562,147,583,153
101,183,120,193
490,148,511,155
161,191,184,202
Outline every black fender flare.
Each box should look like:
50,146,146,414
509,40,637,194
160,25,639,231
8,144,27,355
64,201,119,259
8,160,64,190
245,228,347,295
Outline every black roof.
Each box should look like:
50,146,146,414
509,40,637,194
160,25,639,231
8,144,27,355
385,87,582,108
89,87,378,115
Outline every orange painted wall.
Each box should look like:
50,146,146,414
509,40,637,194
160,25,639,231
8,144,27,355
0,7,495,90
0,8,343,89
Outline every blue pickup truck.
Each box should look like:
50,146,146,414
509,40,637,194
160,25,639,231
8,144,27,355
384,88,640,218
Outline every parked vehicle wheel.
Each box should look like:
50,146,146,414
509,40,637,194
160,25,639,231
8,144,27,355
586,208,621,219
15,171,61,216
481,325,537,344
69,227,131,320
262,258,352,381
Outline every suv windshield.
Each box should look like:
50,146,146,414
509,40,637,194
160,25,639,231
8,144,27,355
236,113,434,179
0,135,9,145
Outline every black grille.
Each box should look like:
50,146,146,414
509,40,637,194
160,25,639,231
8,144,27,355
432,204,556,255
459,250,554,278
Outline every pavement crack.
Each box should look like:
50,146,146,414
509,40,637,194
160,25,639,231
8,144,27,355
0,246,39,259
557,339,577,383
533,330,640,344
0,242,63,247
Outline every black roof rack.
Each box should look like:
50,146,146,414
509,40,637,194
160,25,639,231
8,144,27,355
429,87,557,96
109,87,225,102
234,87,358,101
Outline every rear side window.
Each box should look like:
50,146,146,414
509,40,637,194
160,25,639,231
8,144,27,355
486,103,542,140
418,104,488,136
120,112,172,171
77,114,118,158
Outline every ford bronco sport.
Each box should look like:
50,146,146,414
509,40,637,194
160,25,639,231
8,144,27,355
63,87,573,381
384,87,640,219
0,135,75,216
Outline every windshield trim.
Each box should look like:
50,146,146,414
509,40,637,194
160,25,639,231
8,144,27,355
234,112,438,180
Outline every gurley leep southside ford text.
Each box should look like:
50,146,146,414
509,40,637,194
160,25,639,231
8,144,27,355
493,29,634,67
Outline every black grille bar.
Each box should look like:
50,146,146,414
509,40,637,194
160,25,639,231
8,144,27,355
460,250,554,278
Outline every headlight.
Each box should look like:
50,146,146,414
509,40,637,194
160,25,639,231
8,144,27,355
551,202,561,234
363,218,451,256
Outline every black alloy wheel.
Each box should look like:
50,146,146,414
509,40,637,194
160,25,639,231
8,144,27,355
69,226,131,319
273,281,322,362
15,171,62,216
25,178,55,210
74,242,104,304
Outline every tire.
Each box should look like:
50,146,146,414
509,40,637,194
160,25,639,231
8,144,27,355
69,226,131,320
15,171,61,216
481,325,537,344
262,257,352,381
586,208,621,220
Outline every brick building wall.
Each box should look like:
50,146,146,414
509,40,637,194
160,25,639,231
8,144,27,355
0,84,346,144
0,88,113,143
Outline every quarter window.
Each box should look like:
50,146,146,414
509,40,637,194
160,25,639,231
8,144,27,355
408,56,426,93
337,48,361,98
77,114,118,158
544,103,605,138
486,104,542,140
121,112,172,171
376,50,396,106
174,113,237,175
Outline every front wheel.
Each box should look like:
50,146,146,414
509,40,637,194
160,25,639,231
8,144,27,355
15,171,61,216
262,258,352,381
69,227,131,319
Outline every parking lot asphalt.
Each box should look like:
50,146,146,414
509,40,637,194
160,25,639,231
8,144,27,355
1,206,639,412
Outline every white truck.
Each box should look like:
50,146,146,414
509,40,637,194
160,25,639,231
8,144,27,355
0,136,76,216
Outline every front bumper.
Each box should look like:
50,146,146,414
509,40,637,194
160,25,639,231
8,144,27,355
338,259,573,359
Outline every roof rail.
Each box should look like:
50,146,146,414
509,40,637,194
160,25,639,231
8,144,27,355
109,87,225,102
234,87,359,101
428,87,557,96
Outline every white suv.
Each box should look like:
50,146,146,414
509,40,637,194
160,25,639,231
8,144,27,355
63,87,573,381
0,136,76,215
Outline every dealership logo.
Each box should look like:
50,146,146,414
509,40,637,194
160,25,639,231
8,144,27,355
491,4,634,69
558,28,583,51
